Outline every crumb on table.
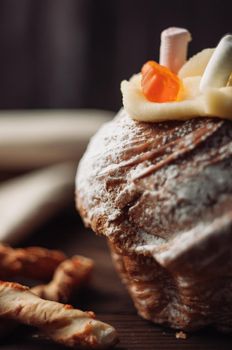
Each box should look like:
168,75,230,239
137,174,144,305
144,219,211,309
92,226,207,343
175,331,187,339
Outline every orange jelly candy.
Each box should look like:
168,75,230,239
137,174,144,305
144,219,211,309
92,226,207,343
141,60,182,103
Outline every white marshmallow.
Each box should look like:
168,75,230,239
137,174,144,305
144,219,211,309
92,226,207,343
159,27,192,74
200,35,232,92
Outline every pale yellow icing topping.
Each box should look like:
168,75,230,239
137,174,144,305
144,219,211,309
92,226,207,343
121,48,232,122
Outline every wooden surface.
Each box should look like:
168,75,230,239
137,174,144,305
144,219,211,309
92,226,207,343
1,206,232,350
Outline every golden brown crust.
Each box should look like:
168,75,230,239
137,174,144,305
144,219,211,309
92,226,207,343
0,281,118,349
0,244,66,281
0,245,95,341
32,255,94,302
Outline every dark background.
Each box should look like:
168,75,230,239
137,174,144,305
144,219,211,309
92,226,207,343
0,0,231,111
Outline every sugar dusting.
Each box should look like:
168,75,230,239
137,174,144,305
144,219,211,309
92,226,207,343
76,109,232,330
76,108,232,254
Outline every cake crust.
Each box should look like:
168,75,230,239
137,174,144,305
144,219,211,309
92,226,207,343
76,109,232,331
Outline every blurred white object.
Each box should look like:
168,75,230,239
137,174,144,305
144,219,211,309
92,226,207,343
0,163,76,244
200,35,232,91
0,109,113,169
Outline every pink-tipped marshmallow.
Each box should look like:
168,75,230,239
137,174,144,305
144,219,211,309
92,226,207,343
159,27,192,74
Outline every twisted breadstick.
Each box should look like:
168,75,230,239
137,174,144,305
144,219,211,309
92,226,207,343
0,281,118,349
32,256,94,302
0,256,94,340
0,244,66,280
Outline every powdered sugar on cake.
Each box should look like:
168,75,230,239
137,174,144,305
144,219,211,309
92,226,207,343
76,109,232,256
76,108,232,331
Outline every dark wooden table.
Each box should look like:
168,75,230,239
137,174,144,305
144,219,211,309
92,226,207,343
1,206,232,350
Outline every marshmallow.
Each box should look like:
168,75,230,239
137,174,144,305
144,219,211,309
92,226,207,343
200,35,232,92
159,27,192,74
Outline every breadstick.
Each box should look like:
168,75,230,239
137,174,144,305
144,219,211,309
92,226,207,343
0,244,66,280
0,281,118,349
0,254,93,340
32,255,94,302
0,163,75,244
